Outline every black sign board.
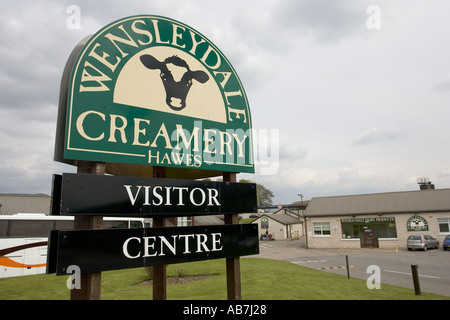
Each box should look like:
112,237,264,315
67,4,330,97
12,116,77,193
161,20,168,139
47,224,259,275
52,173,257,217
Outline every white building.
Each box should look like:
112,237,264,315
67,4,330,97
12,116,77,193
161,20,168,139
252,214,303,240
304,188,450,249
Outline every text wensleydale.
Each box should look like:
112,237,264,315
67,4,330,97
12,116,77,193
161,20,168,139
78,17,247,125
64,15,254,173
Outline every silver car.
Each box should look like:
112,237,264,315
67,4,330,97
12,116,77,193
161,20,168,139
407,235,439,251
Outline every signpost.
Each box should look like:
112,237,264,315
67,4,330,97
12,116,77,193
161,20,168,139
52,173,257,217
47,224,258,275
51,15,257,300
70,160,104,300
54,15,254,178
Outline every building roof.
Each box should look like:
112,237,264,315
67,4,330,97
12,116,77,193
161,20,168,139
288,200,310,207
305,188,450,217
0,193,51,215
194,215,225,225
254,214,302,225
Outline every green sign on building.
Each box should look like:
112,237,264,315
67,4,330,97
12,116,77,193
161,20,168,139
407,215,429,231
58,15,254,174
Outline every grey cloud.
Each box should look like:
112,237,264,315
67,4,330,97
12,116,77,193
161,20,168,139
432,74,450,92
272,0,369,43
0,2,78,112
353,127,404,146
1,0,450,202
279,142,308,161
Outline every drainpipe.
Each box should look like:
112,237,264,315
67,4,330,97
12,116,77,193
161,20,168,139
304,216,309,249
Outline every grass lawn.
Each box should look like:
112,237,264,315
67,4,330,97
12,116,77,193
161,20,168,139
240,218,256,224
0,258,448,300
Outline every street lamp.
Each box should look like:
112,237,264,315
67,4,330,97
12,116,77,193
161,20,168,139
297,194,304,209
298,193,308,249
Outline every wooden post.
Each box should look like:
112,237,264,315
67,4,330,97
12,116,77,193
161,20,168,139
152,217,167,300
345,255,350,279
223,172,241,300
152,166,167,300
70,161,104,300
411,264,421,295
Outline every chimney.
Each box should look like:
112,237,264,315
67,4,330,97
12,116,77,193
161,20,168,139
417,177,435,190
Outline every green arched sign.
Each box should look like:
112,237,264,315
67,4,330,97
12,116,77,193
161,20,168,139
56,15,254,176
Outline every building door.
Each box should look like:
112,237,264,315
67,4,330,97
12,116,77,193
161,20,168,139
362,228,379,248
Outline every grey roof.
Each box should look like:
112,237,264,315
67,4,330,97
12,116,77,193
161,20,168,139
0,193,51,215
194,215,225,225
288,200,310,207
305,188,450,217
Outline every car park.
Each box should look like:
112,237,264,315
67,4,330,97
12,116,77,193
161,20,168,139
407,234,439,251
443,235,450,251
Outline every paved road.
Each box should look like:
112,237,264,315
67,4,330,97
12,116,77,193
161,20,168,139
254,239,450,297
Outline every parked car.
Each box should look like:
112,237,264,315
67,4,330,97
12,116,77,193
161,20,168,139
443,235,450,251
407,235,439,251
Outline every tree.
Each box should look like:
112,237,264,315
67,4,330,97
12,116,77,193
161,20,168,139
239,179,274,207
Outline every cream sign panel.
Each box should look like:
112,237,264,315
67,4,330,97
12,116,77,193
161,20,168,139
64,15,254,173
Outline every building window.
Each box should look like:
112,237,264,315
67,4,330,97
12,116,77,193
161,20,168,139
0,220,8,237
313,222,331,236
177,216,192,227
438,218,450,233
8,220,54,237
341,217,397,239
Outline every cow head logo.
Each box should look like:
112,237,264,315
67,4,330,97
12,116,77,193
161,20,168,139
407,215,429,231
140,54,209,111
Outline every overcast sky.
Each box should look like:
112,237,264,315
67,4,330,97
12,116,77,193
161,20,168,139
1,0,449,204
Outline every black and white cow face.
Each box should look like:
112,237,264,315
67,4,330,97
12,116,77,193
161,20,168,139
140,54,209,111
